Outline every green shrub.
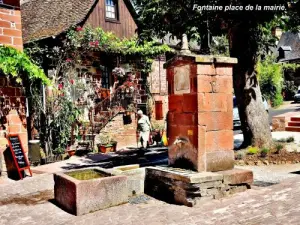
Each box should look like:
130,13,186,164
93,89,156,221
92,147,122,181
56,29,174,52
283,80,298,101
274,144,284,154
257,56,299,107
236,151,245,160
272,92,283,107
260,148,269,157
247,146,259,155
286,136,295,143
275,136,295,143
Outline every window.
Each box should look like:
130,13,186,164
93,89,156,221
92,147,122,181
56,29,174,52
105,0,118,20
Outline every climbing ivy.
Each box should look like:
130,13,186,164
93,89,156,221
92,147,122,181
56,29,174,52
66,26,172,72
67,26,172,57
0,46,50,85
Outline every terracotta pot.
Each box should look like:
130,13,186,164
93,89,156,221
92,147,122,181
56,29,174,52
67,150,76,157
112,142,117,152
98,145,114,153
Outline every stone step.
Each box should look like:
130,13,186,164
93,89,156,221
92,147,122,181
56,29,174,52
286,126,300,132
288,121,300,127
290,117,300,122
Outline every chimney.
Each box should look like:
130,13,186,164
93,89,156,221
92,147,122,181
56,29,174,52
272,27,283,41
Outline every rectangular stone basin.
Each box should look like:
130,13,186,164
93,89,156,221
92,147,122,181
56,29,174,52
111,164,145,197
54,167,128,216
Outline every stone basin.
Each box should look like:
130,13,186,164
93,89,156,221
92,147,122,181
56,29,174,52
54,167,128,216
110,164,145,197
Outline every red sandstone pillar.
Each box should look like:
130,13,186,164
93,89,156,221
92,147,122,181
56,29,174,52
166,55,237,172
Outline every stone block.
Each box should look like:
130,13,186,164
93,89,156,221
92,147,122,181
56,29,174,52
216,168,253,185
197,75,214,92
197,64,216,75
173,113,196,126
54,168,128,216
204,150,235,172
169,95,183,112
182,94,197,113
215,65,233,76
111,165,145,197
189,172,223,183
205,130,234,152
197,93,228,112
198,112,233,131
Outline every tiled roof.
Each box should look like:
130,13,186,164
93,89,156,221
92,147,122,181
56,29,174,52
277,32,300,62
21,0,97,43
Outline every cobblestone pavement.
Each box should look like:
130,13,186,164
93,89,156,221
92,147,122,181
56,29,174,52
236,164,300,186
1,172,300,224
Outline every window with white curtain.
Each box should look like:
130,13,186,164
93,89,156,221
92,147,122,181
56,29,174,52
105,0,118,20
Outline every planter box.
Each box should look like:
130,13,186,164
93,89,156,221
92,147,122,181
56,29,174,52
111,165,145,197
54,168,128,216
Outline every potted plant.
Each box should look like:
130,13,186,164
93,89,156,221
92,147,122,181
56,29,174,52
151,121,165,146
125,104,136,116
97,135,117,153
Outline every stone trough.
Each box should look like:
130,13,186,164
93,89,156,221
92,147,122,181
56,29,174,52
54,167,128,216
110,164,145,197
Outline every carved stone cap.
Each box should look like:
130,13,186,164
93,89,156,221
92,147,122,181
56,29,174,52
164,54,238,69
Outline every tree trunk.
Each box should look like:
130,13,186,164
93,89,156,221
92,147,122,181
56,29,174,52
229,22,272,148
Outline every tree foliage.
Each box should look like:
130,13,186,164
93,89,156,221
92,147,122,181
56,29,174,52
132,0,300,147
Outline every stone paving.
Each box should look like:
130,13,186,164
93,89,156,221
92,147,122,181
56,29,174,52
1,170,300,224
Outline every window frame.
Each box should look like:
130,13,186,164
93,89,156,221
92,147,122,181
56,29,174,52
105,0,119,22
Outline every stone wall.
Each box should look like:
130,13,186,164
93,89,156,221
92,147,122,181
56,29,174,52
100,113,138,149
149,56,168,121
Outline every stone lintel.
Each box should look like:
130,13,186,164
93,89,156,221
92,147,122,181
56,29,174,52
164,54,238,69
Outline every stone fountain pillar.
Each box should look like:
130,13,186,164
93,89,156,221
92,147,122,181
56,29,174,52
166,54,237,172
144,54,253,207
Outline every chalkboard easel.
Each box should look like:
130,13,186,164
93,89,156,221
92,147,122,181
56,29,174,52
6,134,32,180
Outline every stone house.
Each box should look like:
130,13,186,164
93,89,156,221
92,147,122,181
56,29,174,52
0,0,28,152
276,31,300,87
20,0,168,149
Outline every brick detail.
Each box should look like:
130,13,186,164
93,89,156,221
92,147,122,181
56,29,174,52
3,28,22,37
0,7,23,50
0,35,12,44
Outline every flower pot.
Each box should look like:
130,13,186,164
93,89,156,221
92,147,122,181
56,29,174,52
98,144,114,153
112,142,118,152
67,149,76,157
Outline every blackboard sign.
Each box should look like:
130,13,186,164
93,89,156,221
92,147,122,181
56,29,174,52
6,134,32,180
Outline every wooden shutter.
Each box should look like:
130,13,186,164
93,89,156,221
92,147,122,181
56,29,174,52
155,101,163,120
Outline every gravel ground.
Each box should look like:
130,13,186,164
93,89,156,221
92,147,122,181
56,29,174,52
237,163,300,187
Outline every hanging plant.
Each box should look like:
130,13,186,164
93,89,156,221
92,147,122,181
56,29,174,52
112,67,126,79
